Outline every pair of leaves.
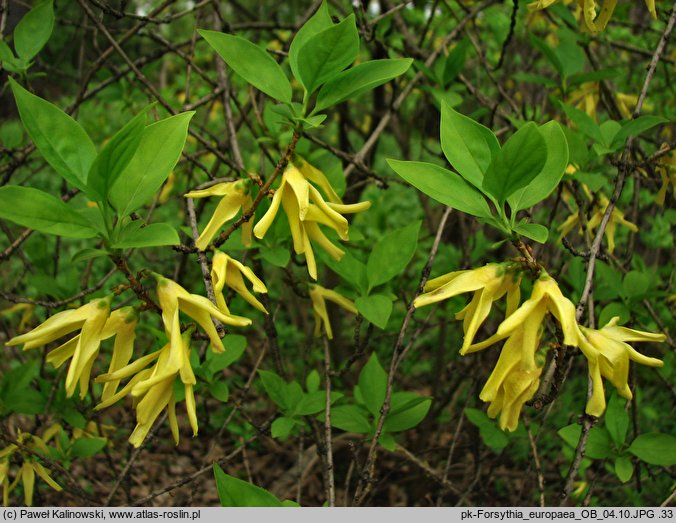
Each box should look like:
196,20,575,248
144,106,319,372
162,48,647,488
561,102,668,154
0,0,54,73
389,102,569,244
2,79,193,249
199,2,412,117
258,369,342,439
329,353,431,446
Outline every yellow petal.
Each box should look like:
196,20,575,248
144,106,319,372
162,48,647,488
284,166,310,220
253,181,285,239
21,463,35,506
195,193,244,251
296,157,342,204
305,221,345,261
31,462,61,492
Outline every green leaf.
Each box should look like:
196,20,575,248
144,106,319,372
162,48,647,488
0,186,97,238
558,424,613,459
205,335,247,376
209,381,229,402
330,405,371,433
199,30,292,103
627,433,676,466
87,109,147,201
71,248,109,263
14,0,54,61
306,370,320,394
513,223,548,244
9,77,96,191
294,391,342,416
507,121,569,210
387,159,492,219
259,245,290,268
605,392,629,448
358,353,387,417
258,370,291,411
440,101,500,189
70,437,107,459
384,393,431,432
112,223,179,248
109,111,194,216
366,221,420,289
482,122,547,203
213,464,283,507
600,120,621,149
317,248,368,294
622,271,650,299
598,302,630,329
443,39,468,85
271,417,299,439
614,456,633,483
561,103,604,144
355,294,393,330
464,408,509,450
529,33,564,78
610,116,668,149
296,15,359,95
289,1,333,82
314,59,413,113
379,433,396,451
294,391,326,416
0,39,16,64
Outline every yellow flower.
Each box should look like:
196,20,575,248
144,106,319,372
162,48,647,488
414,263,522,353
211,250,268,314
253,161,370,280
529,0,655,32
467,272,577,369
558,187,638,254
309,284,358,339
96,329,197,448
154,274,251,372
45,307,138,403
479,327,543,431
184,180,253,251
6,296,112,399
0,429,62,506
576,317,665,416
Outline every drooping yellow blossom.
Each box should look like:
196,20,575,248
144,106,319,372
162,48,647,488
558,186,638,254
0,427,62,506
44,306,138,403
0,303,35,332
6,296,112,399
576,317,665,416
567,82,599,120
253,160,370,280
96,329,197,447
211,250,268,314
309,284,358,339
655,149,675,206
479,326,544,431
528,0,656,32
184,180,253,251
414,263,522,353
467,272,578,369
153,274,251,371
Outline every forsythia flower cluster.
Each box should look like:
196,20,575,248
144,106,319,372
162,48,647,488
558,183,638,254
185,157,364,336
1,425,62,506
414,263,665,431
6,256,268,449
528,0,657,33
